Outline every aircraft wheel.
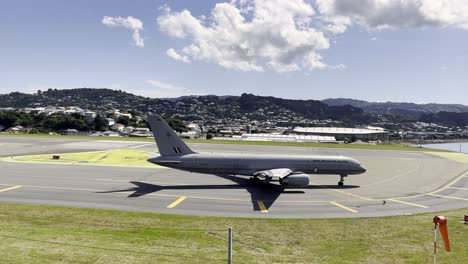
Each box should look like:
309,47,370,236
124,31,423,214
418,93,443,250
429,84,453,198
312,167,318,173
338,181,344,187
249,177,261,184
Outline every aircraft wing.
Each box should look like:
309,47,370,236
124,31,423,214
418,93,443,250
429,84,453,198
254,169,310,187
253,168,292,179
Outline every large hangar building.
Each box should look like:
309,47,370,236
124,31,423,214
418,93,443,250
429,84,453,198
293,126,389,142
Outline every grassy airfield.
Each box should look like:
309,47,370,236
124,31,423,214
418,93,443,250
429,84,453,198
1,134,466,263
0,203,466,263
0,133,450,152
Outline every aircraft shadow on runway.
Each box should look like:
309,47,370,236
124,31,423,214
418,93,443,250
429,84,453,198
97,175,359,212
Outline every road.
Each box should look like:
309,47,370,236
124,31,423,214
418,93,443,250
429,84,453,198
0,136,467,218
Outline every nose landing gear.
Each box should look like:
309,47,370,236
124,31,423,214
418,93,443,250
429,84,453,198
338,174,347,187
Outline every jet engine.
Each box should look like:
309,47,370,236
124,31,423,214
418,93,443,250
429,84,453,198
279,173,310,187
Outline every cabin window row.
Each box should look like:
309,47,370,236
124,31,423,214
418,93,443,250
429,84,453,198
313,160,348,163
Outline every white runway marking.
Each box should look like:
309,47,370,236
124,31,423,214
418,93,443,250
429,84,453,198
128,143,153,149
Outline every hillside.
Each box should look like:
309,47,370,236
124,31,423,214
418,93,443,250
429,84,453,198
322,98,468,116
1,89,468,128
0,89,370,124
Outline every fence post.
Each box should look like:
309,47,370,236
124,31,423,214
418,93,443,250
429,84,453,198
228,227,232,264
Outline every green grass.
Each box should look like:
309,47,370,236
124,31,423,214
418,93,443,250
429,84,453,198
425,152,468,163
0,203,467,263
0,133,153,142
4,149,161,168
0,133,449,152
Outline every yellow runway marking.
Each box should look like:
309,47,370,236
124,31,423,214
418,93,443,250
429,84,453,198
427,193,468,201
447,186,468,191
314,183,374,201
397,158,415,161
310,182,352,200
1,149,163,168
433,171,468,193
256,200,268,213
388,199,428,208
167,196,187,208
330,201,358,213
0,185,22,193
330,189,374,201
388,170,468,200
425,152,468,163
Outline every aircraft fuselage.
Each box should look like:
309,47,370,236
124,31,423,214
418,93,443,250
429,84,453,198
148,153,366,176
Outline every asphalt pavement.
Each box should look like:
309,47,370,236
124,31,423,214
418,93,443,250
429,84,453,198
0,136,467,218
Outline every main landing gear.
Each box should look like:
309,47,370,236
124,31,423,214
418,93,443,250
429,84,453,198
338,174,347,187
249,176,271,184
249,176,259,183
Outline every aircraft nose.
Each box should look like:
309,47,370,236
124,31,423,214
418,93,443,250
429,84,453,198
360,165,366,173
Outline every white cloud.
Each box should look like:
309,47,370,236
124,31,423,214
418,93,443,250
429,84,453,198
330,63,347,69
316,0,468,30
102,16,145,47
157,0,468,73
158,0,331,72
166,48,191,63
145,80,203,98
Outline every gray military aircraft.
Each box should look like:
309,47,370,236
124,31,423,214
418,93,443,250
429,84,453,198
147,114,366,187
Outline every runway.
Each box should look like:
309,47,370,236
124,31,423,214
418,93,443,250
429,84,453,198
0,136,467,218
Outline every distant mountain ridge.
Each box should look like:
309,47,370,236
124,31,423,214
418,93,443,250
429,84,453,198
322,98,468,116
0,89,467,126
0,88,370,125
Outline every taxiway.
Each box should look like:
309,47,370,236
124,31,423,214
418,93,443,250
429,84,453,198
0,137,467,218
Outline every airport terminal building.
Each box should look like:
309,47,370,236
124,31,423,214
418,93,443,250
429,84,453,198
293,126,389,142
213,133,337,143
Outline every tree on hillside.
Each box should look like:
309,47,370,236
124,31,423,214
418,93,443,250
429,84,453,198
145,117,188,133
116,116,129,126
0,111,19,128
94,115,108,131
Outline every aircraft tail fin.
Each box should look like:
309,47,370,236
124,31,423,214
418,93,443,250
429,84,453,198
147,114,195,156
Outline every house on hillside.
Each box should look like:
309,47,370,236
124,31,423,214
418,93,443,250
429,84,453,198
123,126,135,134
83,111,97,119
6,126,28,133
105,118,115,126
110,123,125,132
61,129,79,136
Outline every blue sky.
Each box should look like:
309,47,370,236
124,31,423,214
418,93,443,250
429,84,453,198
1,0,467,104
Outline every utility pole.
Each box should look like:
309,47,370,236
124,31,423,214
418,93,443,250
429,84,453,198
228,227,233,264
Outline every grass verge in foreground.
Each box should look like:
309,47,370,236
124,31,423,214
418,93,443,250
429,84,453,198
0,203,466,263
0,133,449,152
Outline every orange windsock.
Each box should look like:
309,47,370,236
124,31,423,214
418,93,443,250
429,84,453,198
433,216,451,252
